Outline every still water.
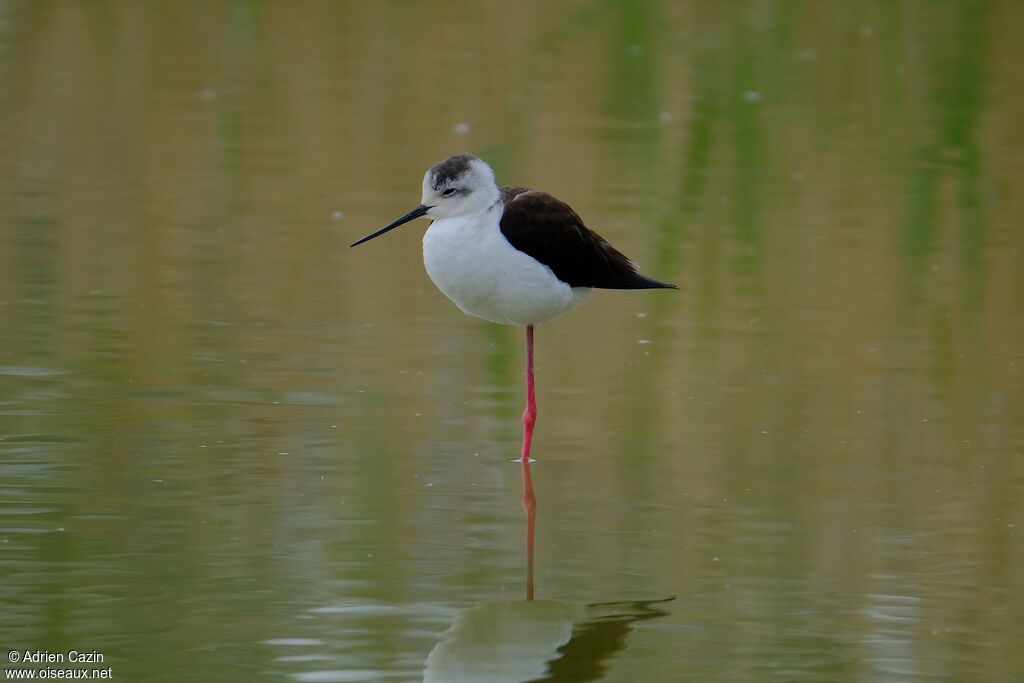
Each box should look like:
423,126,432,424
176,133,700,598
2,2,1023,681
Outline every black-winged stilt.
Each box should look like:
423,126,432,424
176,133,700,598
352,154,676,462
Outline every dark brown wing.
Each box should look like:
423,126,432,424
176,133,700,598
498,187,676,290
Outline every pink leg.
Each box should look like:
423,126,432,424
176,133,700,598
521,325,536,462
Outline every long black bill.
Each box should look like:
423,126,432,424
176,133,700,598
350,204,430,247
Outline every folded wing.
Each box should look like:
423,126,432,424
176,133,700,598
497,188,676,290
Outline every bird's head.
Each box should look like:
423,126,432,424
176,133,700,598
420,154,500,219
351,154,499,248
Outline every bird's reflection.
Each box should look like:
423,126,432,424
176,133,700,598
423,460,673,683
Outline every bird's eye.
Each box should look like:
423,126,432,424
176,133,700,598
442,188,456,198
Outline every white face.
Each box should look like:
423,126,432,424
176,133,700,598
421,156,500,219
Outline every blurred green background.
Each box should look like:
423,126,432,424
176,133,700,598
2,1,1022,681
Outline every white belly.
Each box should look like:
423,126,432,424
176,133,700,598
422,213,592,325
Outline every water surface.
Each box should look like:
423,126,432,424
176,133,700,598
2,2,1023,681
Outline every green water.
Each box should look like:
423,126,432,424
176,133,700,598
2,2,1023,681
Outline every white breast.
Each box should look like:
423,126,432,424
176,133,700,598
422,206,592,325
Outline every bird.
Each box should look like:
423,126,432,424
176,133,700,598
351,154,676,461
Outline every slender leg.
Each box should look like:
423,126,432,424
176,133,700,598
521,325,537,600
521,324,536,462
521,459,536,601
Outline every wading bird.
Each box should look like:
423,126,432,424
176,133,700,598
351,154,675,461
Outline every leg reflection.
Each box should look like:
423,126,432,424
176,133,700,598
522,459,536,601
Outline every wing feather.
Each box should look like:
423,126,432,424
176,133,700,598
498,188,675,290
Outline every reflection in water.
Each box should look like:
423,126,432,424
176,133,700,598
522,460,537,602
422,597,672,683
423,460,672,683
533,598,674,683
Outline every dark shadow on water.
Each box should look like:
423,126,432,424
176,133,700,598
422,460,674,683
